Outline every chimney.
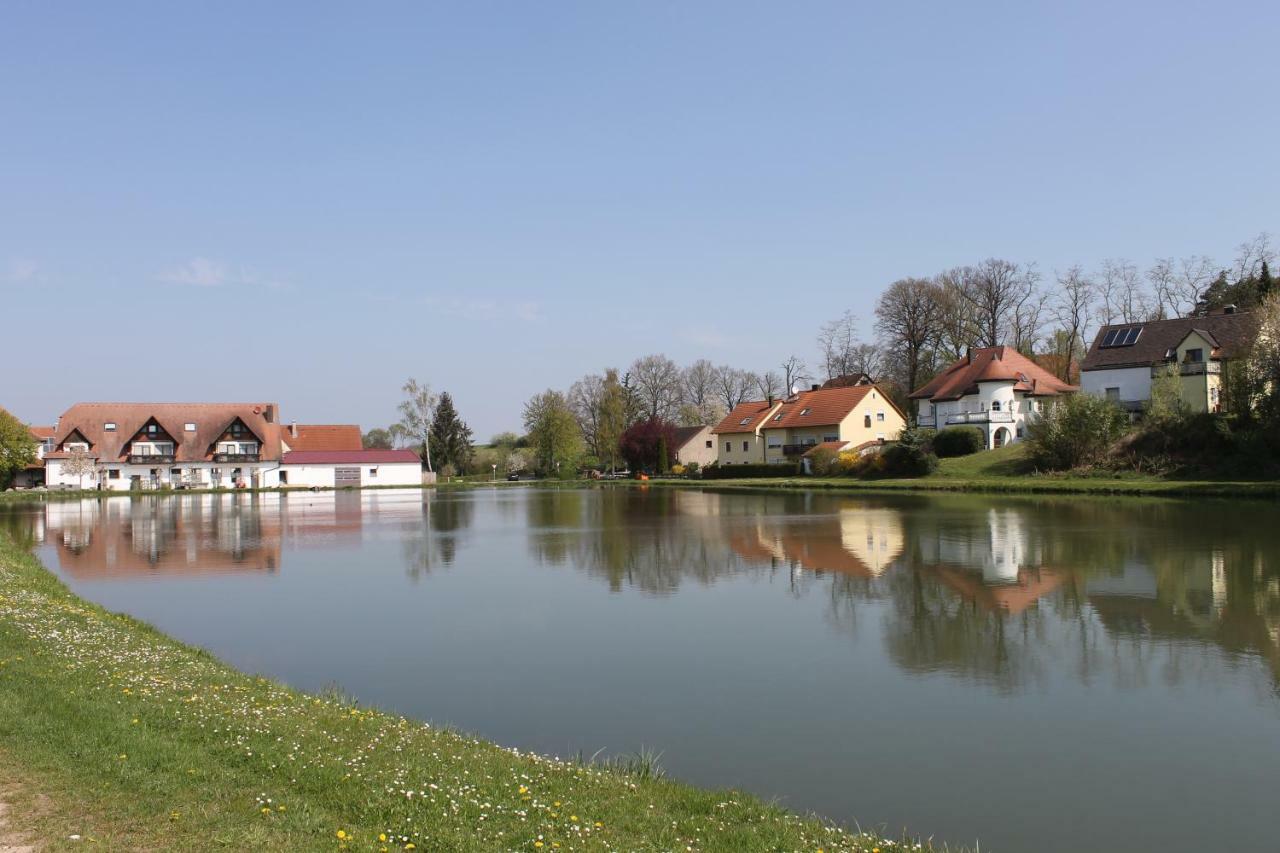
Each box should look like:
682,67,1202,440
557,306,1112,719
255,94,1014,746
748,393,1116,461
767,394,774,406
264,404,276,423
810,383,820,392
966,347,973,363
290,421,298,438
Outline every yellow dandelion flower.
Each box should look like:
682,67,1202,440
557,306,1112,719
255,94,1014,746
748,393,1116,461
379,834,387,842
534,843,544,850
336,829,348,840
569,815,578,822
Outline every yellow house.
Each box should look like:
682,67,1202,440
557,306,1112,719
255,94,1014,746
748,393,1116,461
712,382,907,466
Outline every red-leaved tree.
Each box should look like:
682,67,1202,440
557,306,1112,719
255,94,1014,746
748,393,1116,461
618,417,678,473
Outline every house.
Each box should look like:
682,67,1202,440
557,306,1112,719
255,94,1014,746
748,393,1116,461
910,347,1077,449
41,402,385,491
1079,310,1259,414
279,449,424,488
9,424,55,488
672,425,715,468
712,382,906,466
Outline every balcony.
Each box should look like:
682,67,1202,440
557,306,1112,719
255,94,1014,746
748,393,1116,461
213,452,261,463
945,411,1014,425
1177,361,1220,376
128,453,175,464
917,414,937,427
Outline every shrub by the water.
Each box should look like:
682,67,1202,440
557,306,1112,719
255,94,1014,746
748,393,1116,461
873,429,939,478
931,426,985,458
1027,394,1128,471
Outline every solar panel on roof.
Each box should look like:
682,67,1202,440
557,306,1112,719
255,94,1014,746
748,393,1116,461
1101,326,1143,348
1102,329,1120,347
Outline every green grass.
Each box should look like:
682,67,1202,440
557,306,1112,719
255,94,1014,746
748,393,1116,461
0,534,946,852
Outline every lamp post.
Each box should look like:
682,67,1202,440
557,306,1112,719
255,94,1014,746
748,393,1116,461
491,463,496,482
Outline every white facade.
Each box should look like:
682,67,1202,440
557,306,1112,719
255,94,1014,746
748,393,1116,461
45,459,286,491
918,380,1048,449
1080,366,1152,406
279,461,423,488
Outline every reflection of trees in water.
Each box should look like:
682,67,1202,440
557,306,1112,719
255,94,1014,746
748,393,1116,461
402,492,477,580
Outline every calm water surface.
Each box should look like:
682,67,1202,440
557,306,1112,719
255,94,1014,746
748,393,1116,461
5,487,1280,853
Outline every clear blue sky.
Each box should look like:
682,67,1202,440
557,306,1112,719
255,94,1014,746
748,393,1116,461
3,1,1277,438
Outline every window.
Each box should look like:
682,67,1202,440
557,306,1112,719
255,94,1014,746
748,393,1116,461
991,401,1001,412
230,422,244,435
876,411,885,421
742,441,749,452
66,442,88,451
823,434,839,443
211,468,222,481
104,422,116,431
146,423,158,435
724,442,731,453
108,469,120,480
773,413,783,421
864,414,871,428
185,422,196,432
1185,348,1204,363
170,468,182,478
1105,387,1121,402
369,468,378,477
799,407,811,416
705,440,712,448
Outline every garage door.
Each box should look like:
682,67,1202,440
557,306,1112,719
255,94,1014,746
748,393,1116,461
334,467,361,488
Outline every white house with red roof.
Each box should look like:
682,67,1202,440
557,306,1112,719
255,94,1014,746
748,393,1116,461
279,449,424,488
910,347,1077,449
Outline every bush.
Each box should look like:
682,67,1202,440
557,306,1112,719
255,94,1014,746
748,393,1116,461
807,447,840,476
1027,394,1128,471
876,429,939,478
683,461,700,477
835,450,861,474
701,462,801,479
931,426,985,458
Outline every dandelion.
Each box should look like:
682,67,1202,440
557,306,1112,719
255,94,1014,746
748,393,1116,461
336,829,348,840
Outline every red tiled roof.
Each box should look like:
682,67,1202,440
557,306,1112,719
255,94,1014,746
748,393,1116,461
711,400,781,434
49,402,285,462
281,450,421,465
910,347,1077,402
770,384,883,429
283,424,363,452
28,425,55,441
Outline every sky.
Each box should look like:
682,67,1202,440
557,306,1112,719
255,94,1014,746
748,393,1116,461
3,1,1278,438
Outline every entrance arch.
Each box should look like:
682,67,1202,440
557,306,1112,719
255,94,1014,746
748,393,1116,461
993,427,1012,448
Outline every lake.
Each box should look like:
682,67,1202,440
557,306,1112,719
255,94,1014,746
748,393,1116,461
4,486,1279,852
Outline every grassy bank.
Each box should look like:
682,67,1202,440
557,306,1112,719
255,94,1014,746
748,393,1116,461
668,444,1280,499
0,535,940,852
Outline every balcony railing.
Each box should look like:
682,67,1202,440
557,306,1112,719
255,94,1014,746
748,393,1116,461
781,444,818,456
945,411,1014,425
917,415,937,427
213,452,261,463
127,453,175,464
1177,361,1220,376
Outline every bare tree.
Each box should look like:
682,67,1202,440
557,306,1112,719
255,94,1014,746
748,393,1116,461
816,310,861,379
959,258,1039,347
1051,266,1095,380
1232,232,1275,282
780,355,809,395
754,370,783,400
1010,288,1049,355
391,378,438,472
849,343,882,379
681,359,720,424
567,373,605,457
628,354,683,421
875,277,941,404
713,365,755,411
935,267,979,358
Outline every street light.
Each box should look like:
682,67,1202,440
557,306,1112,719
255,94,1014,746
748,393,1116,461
491,463,496,482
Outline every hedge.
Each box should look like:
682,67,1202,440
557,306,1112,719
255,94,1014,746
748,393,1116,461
932,426,985,458
702,462,801,479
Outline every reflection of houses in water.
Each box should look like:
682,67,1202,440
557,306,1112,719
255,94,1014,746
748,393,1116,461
44,495,282,579
728,506,905,579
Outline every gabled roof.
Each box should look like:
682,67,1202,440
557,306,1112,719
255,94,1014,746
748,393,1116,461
711,400,781,434
1081,312,1259,371
910,347,1077,402
281,449,421,465
48,402,285,462
767,384,891,429
28,425,55,441
671,424,709,450
284,424,363,452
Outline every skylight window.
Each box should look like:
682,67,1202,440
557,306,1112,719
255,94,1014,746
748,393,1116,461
104,422,116,431
739,417,751,426
185,422,196,432
1101,326,1143,348
799,407,811,416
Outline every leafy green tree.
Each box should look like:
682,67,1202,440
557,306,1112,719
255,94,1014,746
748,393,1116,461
1027,394,1128,470
0,408,36,489
429,392,474,474
596,369,629,472
522,390,583,477
391,378,438,473
362,428,393,449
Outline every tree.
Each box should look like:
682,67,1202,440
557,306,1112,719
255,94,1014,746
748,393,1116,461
567,373,606,457
1097,258,1152,325
780,355,809,395
754,370,783,401
391,378,438,473
522,390,583,476
1050,266,1095,381
618,417,678,473
875,277,941,410
628,354,683,421
713,365,755,411
61,447,97,490
960,258,1039,347
936,268,979,358
596,369,629,472
506,449,529,475
817,310,861,379
429,392,474,475
0,408,36,489
1026,394,1128,471
362,428,393,450
491,431,521,448
681,359,720,424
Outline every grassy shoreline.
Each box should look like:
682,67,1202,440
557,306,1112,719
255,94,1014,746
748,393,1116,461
0,534,946,852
